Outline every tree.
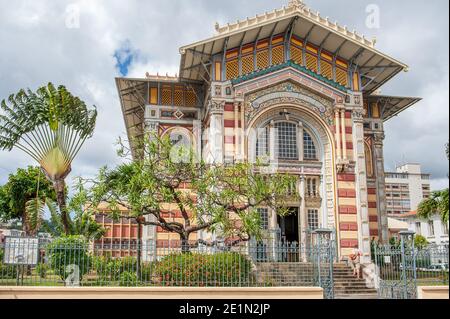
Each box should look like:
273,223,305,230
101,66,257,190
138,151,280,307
0,166,56,235
414,235,429,250
74,135,297,256
0,83,97,234
38,198,105,241
418,143,449,223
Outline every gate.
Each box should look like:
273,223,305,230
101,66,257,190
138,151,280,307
374,231,449,299
311,229,335,299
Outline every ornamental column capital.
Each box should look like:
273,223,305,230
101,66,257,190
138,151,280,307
352,107,366,123
374,132,386,146
209,100,225,115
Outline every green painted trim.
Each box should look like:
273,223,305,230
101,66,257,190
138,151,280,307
231,60,349,93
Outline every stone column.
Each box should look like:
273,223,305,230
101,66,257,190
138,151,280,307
298,121,304,162
143,120,159,262
209,101,225,164
299,175,307,261
269,121,276,163
374,132,389,243
234,102,240,160
335,109,342,160
341,109,348,160
352,109,371,264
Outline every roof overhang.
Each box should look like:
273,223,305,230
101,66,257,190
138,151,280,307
179,4,409,94
115,77,204,158
367,94,422,122
115,77,149,159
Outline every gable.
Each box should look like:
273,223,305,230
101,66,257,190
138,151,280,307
243,81,337,126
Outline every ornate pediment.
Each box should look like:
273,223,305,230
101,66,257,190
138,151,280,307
245,81,335,125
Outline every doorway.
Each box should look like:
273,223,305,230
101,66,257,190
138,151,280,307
277,207,299,243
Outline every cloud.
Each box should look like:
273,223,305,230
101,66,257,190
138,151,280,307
0,0,448,193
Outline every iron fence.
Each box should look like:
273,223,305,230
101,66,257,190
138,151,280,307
374,232,449,299
0,236,334,297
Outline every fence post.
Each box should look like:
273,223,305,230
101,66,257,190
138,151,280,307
400,231,416,299
312,228,334,299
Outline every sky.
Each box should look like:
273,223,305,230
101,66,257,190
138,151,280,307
0,0,449,192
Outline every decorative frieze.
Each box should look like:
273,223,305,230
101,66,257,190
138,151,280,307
245,81,335,125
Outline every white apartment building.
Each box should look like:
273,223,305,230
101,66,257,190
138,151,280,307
385,164,431,216
398,211,449,245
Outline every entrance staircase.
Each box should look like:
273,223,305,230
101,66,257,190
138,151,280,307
255,262,378,299
333,263,378,299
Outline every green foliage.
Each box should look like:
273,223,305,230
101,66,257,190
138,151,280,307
414,235,429,250
92,255,139,281
0,166,55,233
389,237,401,248
73,134,297,248
0,83,97,235
0,263,16,279
35,262,49,279
0,249,17,279
0,83,97,180
418,189,449,223
418,143,450,223
47,236,91,281
119,271,138,287
154,252,252,287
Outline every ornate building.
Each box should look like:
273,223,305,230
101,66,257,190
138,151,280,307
116,0,420,263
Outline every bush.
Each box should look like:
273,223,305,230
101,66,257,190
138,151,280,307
47,236,91,282
415,235,429,250
140,263,154,283
35,263,49,279
91,255,140,283
0,263,17,279
154,252,252,287
119,271,138,287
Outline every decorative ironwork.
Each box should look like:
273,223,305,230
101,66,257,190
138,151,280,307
374,231,449,299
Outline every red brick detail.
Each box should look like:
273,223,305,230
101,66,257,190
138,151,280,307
337,174,356,182
338,189,357,198
340,223,359,231
339,206,358,214
156,240,182,248
368,188,377,195
345,127,353,134
224,136,235,144
340,239,359,248
224,104,234,112
346,142,354,150
224,120,241,128
345,111,352,119
368,202,378,209
160,211,193,219
369,215,379,222
157,227,170,233
370,229,379,237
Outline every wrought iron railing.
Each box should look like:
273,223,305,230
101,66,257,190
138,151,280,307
374,232,449,299
0,236,334,297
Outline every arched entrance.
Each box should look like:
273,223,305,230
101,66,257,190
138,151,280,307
246,103,339,253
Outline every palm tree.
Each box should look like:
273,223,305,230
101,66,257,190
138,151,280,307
0,83,97,234
418,142,450,223
38,199,105,241
418,189,449,223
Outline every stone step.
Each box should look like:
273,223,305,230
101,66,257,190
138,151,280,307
335,289,378,294
335,294,378,300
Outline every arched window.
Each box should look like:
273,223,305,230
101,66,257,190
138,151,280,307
303,131,317,160
274,122,298,160
256,127,269,158
166,128,193,163
254,121,319,162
